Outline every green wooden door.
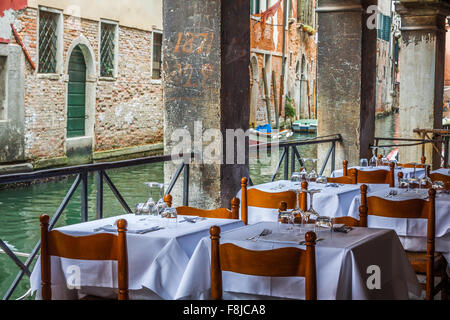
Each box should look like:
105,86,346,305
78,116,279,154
67,46,86,138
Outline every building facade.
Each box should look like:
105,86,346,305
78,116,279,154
0,0,163,169
249,0,317,127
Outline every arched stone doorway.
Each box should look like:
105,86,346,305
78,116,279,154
65,36,96,164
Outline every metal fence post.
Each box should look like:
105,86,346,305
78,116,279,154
331,141,336,173
284,146,289,180
81,170,88,222
183,163,189,206
96,170,103,220
291,146,296,174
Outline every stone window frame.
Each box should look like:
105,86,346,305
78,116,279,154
36,6,64,77
98,19,119,80
151,29,163,84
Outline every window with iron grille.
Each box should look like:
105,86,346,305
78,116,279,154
152,32,162,80
38,10,58,73
100,23,116,78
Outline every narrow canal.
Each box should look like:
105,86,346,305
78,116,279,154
0,113,399,299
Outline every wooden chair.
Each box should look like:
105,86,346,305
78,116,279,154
241,177,298,225
163,194,241,220
40,214,129,300
359,188,448,300
210,226,317,300
349,162,395,187
326,170,357,185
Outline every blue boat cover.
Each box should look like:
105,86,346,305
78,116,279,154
256,124,272,133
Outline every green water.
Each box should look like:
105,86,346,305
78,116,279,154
0,114,397,299
0,134,318,299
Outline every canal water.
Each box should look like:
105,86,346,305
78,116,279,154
0,113,399,299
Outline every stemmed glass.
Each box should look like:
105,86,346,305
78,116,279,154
299,165,308,181
154,183,168,215
301,189,321,229
369,147,378,168
143,182,159,215
381,147,389,166
408,164,419,193
307,159,319,182
419,165,432,190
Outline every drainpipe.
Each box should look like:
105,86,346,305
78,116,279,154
279,0,288,126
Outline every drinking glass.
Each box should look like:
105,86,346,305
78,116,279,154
154,183,168,215
419,165,432,190
299,166,308,181
307,159,319,182
369,147,378,168
381,147,389,166
431,181,445,193
399,178,410,191
316,176,327,184
143,182,159,215
278,211,293,233
360,158,369,167
408,176,420,193
301,189,321,228
291,172,302,183
161,207,178,228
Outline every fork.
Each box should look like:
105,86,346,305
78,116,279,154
247,229,271,241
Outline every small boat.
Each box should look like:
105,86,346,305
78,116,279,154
249,125,292,145
292,119,318,133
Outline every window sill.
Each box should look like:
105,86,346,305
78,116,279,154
151,79,162,85
36,73,61,80
98,76,117,82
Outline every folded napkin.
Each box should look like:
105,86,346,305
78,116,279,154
94,224,162,234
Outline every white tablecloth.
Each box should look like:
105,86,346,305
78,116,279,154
431,169,450,177
29,214,244,300
175,222,421,300
331,166,425,186
347,188,450,273
237,180,388,224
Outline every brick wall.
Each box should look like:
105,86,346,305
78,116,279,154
10,7,163,162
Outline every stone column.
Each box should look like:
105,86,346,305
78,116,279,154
396,0,450,169
316,0,377,173
163,0,250,209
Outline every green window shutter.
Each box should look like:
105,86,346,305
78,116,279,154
67,46,86,138
250,0,253,14
38,10,58,73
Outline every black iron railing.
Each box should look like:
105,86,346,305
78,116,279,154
249,134,342,184
0,153,192,300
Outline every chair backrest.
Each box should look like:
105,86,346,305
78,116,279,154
327,170,357,184
351,162,395,187
40,214,129,300
164,194,240,220
359,186,437,299
241,177,297,225
210,226,317,300
429,173,450,190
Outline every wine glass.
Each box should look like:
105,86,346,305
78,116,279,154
154,183,168,215
143,182,158,215
381,147,389,166
419,165,432,190
301,189,321,229
299,166,308,181
308,159,319,182
161,207,178,228
360,158,369,167
399,177,410,191
369,147,378,168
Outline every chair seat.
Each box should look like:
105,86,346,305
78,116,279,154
406,251,448,275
